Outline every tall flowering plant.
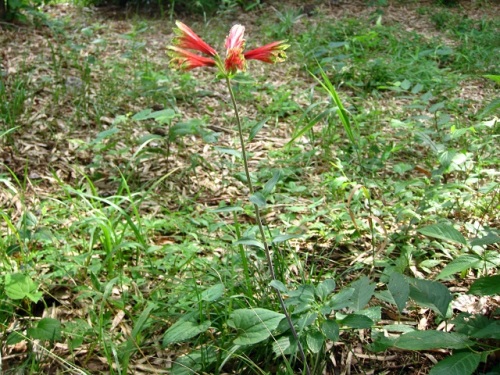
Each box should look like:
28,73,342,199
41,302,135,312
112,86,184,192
168,22,309,374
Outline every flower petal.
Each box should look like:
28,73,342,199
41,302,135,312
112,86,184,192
244,41,289,64
174,21,217,57
168,46,216,71
225,24,245,50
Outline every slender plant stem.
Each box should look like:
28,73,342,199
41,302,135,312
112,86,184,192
225,76,311,375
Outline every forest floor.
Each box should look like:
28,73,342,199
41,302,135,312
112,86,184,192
0,0,499,374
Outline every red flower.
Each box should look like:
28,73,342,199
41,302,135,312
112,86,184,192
224,25,246,74
167,22,288,74
173,21,217,57
167,46,216,71
244,41,289,64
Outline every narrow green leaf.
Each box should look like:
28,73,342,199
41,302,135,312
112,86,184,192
228,308,284,346
262,170,282,196
132,303,156,338
388,272,409,313
211,205,244,213
483,74,500,83
271,234,302,244
429,352,481,375
394,331,472,350
248,118,268,142
418,223,467,245
214,147,242,159
234,237,265,249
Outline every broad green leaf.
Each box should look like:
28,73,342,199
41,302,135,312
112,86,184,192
394,331,472,350
409,278,452,317
473,320,500,339
287,285,316,314
269,280,288,293
27,318,61,341
382,324,415,333
356,306,382,322
437,254,483,279
272,335,296,356
163,314,211,346
170,347,217,375
429,352,481,375
328,288,355,310
469,275,500,296
228,308,284,346
306,330,324,353
316,279,336,301
470,232,500,247
201,283,225,302
6,331,24,345
262,170,282,196
370,331,397,352
338,314,374,329
296,312,318,331
418,223,467,245
348,276,376,310
5,273,42,302
249,192,266,208
453,313,500,344
131,109,152,120
288,285,316,302
388,272,409,313
321,320,339,341
169,122,200,139
233,237,265,249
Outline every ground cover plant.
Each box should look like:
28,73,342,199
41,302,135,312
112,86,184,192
0,0,499,374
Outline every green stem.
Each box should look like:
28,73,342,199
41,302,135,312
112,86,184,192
225,75,310,375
